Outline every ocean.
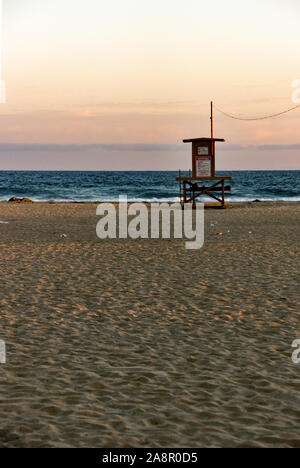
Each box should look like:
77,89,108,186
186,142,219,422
0,170,300,202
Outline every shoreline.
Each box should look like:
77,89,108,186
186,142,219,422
2,200,300,206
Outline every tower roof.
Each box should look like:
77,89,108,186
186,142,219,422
183,137,225,143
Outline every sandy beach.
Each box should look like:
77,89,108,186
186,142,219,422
0,201,300,448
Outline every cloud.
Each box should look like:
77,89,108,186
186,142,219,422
220,144,300,151
0,143,299,153
256,144,300,151
0,143,184,152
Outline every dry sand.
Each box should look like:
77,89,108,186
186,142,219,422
0,201,300,448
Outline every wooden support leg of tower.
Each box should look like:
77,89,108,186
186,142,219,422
222,179,225,208
183,181,187,206
192,186,196,210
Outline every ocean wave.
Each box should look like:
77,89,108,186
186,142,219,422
1,170,300,203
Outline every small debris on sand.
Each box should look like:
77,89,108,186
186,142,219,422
8,197,33,203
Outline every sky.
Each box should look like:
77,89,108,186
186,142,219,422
0,0,299,170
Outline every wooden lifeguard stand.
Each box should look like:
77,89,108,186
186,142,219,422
177,103,232,208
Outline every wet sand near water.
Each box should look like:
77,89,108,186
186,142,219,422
0,201,300,447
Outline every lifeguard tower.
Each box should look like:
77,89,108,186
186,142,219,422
177,103,232,208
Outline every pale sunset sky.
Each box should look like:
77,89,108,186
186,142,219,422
0,0,299,169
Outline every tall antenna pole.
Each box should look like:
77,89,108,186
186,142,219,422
210,101,214,139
